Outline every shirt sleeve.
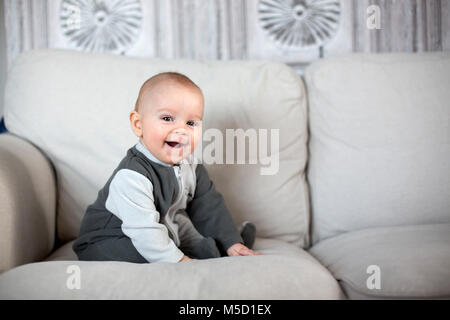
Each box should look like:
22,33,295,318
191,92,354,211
105,168,184,263
186,164,243,252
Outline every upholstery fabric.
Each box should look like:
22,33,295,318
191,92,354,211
0,134,56,273
309,224,450,299
0,238,343,299
4,49,310,247
304,52,450,244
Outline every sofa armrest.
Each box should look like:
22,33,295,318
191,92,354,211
0,133,56,273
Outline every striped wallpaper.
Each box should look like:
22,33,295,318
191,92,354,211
3,0,450,73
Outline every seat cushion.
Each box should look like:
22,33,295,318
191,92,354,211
309,224,450,299
0,238,343,299
44,241,78,262
304,52,450,244
4,49,310,248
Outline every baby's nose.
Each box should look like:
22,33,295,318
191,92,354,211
173,127,187,135
171,128,190,144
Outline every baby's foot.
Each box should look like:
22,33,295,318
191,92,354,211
240,221,256,249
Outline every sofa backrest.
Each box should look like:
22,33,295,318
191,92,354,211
4,49,310,247
304,52,450,244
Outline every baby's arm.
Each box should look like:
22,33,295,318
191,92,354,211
186,164,243,253
106,169,187,263
186,164,242,253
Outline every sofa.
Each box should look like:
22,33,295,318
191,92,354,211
0,49,448,299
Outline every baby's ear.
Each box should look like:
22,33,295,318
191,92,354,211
129,111,142,136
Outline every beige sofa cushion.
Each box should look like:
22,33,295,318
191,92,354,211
4,49,310,247
0,238,343,299
304,52,450,244
309,224,450,299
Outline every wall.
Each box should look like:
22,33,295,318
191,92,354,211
3,0,450,75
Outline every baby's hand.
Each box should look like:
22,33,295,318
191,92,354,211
179,255,195,262
226,243,263,257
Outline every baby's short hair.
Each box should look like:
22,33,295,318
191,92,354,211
134,72,202,112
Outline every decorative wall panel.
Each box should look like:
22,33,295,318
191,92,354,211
4,0,449,74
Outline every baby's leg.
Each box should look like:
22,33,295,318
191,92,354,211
76,236,148,263
239,221,256,249
181,236,222,259
175,211,222,259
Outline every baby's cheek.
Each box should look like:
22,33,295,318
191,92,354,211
152,128,168,144
190,134,201,152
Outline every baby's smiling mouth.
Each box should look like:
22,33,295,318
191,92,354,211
165,141,185,149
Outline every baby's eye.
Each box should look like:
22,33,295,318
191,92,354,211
161,116,173,122
186,120,197,127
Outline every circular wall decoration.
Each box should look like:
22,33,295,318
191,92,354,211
258,0,340,50
60,0,143,54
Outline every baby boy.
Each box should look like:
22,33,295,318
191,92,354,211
72,72,259,263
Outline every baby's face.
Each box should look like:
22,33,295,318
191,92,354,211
131,82,204,165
